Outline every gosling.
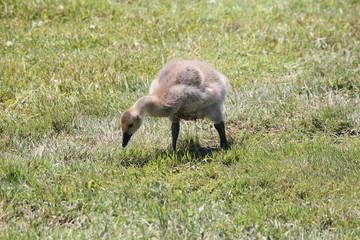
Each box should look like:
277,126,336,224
121,59,230,150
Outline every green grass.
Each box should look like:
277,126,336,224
1,0,359,238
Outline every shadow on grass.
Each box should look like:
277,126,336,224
119,137,235,167
176,137,235,157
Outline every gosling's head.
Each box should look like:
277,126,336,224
120,110,143,148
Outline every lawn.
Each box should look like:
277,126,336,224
1,0,359,239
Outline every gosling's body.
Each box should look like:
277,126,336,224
121,59,230,150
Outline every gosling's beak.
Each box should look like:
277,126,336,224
122,132,132,148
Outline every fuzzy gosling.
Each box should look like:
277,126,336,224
121,59,230,150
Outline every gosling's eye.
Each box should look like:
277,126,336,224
128,123,134,128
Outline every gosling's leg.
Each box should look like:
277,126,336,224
171,122,180,150
214,121,228,149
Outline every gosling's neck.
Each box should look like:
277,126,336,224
132,95,171,117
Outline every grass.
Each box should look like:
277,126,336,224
1,0,359,238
